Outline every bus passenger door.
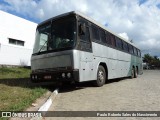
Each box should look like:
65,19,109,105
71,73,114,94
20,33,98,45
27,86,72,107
78,21,94,81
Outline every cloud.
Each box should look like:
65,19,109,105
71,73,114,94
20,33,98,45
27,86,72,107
0,0,160,56
118,33,129,41
139,39,160,50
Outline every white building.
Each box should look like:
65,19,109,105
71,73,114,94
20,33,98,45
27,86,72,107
0,10,37,66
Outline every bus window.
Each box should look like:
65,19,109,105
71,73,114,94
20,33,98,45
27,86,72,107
92,25,100,41
110,34,116,47
116,37,123,49
133,47,137,56
129,45,134,54
78,22,91,51
106,32,111,45
138,50,141,57
137,49,139,56
85,27,90,43
135,48,138,56
123,41,129,52
99,29,106,43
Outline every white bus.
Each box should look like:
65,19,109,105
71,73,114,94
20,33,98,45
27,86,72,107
30,11,143,87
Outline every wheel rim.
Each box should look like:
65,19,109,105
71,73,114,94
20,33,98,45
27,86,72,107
98,70,104,83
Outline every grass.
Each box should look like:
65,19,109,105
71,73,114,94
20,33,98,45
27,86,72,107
0,85,47,111
0,67,31,79
0,67,48,120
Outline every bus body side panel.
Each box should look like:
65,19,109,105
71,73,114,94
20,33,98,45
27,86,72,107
92,42,132,80
73,50,96,82
92,42,114,79
116,48,131,78
80,51,95,81
128,54,142,77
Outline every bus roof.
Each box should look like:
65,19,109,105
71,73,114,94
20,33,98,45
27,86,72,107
38,11,139,49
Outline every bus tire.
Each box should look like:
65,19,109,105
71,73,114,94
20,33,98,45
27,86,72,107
134,68,138,78
130,68,134,79
94,65,106,87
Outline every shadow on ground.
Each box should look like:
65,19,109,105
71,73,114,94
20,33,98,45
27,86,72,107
59,77,130,93
0,78,57,91
0,77,130,93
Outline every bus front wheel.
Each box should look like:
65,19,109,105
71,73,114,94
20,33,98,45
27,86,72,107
94,65,106,87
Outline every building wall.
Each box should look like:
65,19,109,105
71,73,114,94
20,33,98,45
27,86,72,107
0,10,37,66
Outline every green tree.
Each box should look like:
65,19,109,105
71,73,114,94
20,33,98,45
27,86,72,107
143,54,153,63
143,54,160,69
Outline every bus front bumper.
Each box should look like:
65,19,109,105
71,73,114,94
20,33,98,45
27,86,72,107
30,69,79,83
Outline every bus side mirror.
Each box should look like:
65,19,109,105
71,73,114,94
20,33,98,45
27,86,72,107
79,23,86,35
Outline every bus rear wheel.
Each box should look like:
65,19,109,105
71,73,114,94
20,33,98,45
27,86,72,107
130,68,134,79
94,65,106,87
134,68,138,78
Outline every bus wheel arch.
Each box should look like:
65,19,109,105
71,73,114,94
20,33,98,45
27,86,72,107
94,62,108,87
99,62,108,81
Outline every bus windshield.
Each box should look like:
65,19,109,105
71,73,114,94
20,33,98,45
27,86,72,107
33,17,76,54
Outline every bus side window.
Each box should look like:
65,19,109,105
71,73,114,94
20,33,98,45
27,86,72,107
116,37,123,50
138,50,141,57
106,32,111,45
78,21,92,51
133,47,137,56
133,47,136,55
136,49,139,56
123,41,129,52
92,25,100,41
129,45,134,54
110,34,116,47
99,29,106,43
79,22,90,43
85,27,90,43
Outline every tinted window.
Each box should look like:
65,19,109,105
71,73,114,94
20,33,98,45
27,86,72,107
110,34,116,47
106,32,111,45
79,22,90,43
92,25,100,41
79,22,92,51
129,45,134,54
85,27,90,42
116,37,123,49
133,47,137,55
123,41,129,52
99,29,106,43
138,50,141,57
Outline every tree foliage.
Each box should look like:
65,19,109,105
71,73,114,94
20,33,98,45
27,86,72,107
143,54,160,69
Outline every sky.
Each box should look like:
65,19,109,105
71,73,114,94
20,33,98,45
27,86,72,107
0,0,160,57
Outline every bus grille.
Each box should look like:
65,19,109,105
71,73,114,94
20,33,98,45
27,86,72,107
34,67,72,73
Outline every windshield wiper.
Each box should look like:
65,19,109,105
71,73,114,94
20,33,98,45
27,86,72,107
38,40,48,54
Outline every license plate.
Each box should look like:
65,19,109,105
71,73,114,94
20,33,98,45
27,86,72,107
44,75,51,79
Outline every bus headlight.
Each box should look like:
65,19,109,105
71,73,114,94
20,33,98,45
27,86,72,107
35,75,37,79
67,73,71,78
62,73,65,78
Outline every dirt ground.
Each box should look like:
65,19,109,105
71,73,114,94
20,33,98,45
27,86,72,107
46,70,160,120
